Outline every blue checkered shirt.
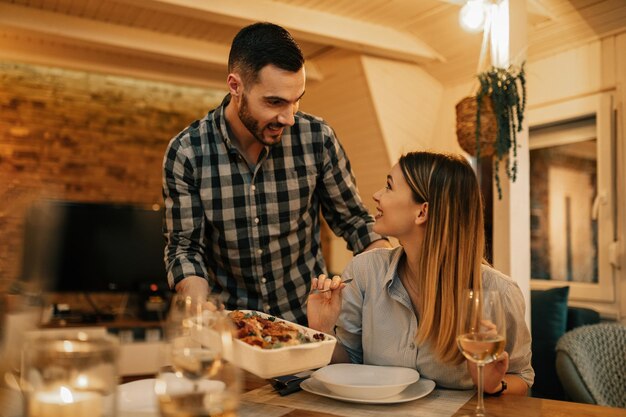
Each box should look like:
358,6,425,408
162,95,383,324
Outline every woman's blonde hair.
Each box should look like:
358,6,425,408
399,151,485,364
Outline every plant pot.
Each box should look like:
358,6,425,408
455,95,497,157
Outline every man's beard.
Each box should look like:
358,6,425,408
238,93,285,146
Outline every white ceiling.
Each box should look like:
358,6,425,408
0,0,624,88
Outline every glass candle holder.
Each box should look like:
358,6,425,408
21,332,119,417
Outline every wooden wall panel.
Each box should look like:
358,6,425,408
614,32,625,323
302,49,390,216
433,80,474,157
301,49,390,273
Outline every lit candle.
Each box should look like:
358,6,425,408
28,386,103,417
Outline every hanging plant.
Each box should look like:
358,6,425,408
456,63,526,199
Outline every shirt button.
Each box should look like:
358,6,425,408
257,249,263,255
251,185,256,192
254,217,259,224
409,343,416,350
261,277,267,284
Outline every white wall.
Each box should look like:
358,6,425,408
526,41,604,106
361,56,444,163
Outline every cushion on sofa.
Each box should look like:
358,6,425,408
530,286,569,399
566,307,601,332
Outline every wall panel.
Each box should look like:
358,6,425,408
0,61,224,291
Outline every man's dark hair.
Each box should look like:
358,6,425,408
228,22,304,85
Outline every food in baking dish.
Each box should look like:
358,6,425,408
229,310,326,349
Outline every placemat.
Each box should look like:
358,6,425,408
119,401,293,417
242,384,474,417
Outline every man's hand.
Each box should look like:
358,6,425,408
174,275,209,298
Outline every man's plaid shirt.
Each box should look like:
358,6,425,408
162,95,383,324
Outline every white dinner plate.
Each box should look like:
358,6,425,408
300,376,436,404
312,364,420,399
118,378,157,415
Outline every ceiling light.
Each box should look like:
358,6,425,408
459,0,487,33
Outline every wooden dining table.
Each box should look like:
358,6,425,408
4,371,623,417
240,372,625,417
454,393,625,417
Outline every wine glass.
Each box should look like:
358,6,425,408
457,290,506,417
155,294,241,417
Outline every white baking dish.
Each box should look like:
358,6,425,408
192,310,336,379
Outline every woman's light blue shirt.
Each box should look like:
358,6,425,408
335,247,535,389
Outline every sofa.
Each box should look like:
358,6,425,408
529,286,600,400
556,322,626,407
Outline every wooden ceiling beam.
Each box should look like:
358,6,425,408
125,0,445,64
0,3,323,82
0,28,228,89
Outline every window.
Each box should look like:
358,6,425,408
530,117,598,283
528,93,617,302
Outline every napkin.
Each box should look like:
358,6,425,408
270,370,312,396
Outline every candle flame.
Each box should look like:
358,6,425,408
59,386,74,403
76,374,89,388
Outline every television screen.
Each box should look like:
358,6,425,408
20,200,168,292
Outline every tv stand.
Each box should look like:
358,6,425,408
41,316,165,378
47,303,119,325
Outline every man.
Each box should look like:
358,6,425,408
163,22,389,324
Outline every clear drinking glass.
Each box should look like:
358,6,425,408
1,291,42,416
457,290,506,417
155,294,240,417
21,332,119,417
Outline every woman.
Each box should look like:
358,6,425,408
308,151,534,395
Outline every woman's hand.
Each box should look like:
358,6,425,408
306,274,347,334
467,351,509,393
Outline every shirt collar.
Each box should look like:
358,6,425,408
384,246,405,289
214,94,273,163
385,246,416,313
214,94,239,156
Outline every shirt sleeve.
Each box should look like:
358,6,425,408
334,261,365,364
162,131,210,288
500,277,535,388
316,124,386,255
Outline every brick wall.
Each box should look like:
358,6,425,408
0,61,225,292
